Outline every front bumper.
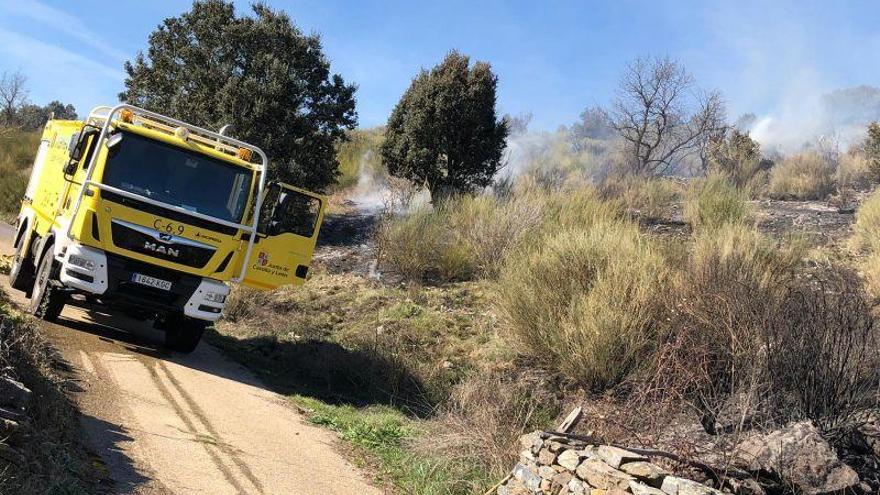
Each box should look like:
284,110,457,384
61,244,228,322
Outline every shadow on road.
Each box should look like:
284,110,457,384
204,331,436,417
79,414,152,493
52,301,433,417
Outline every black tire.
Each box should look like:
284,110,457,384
8,233,35,295
28,246,66,321
163,314,207,353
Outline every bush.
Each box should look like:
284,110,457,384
852,189,880,298
375,207,475,283
641,225,880,436
683,174,751,231
376,183,621,283
707,129,771,196
496,220,667,389
767,151,835,200
837,152,873,192
444,194,544,278
600,175,682,219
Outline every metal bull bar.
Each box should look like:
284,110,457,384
66,104,268,284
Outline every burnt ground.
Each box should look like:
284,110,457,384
639,197,860,250
312,195,866,282
313,201,380,275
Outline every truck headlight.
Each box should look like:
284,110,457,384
205,292,227,304
68,254,96,272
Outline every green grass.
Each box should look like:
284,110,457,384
291,395,493,494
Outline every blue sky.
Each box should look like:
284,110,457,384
1,0,879,132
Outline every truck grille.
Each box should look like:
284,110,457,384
111,220,216,269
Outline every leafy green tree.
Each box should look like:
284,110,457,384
120,0,357,191
381,51,508,203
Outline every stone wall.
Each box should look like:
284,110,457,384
498,431,724,495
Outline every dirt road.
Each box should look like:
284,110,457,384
0,224,382,495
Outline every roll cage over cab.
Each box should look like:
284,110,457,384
8,104,325,352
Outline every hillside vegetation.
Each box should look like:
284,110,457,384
0,128,39,222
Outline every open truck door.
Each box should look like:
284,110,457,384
239,182,325,290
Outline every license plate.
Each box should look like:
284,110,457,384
131,273,172,291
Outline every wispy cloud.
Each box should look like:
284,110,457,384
0,27,125,113
0,0,130,63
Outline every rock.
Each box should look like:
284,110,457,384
590,490,630,495
513,463,541,492
520,431,543,453
557,449,582,471
661,476,723,495
520,449,536,464
568,478,587,494
734,421,860,495
597,445,648,469
540,478,552,492
538,447,558,465
619,461,668,487
0,376,31,411
0,418,22,444
552,471,574,489
538,465,557,479
725,477,765,495
630,481,668,495
576,458,635,490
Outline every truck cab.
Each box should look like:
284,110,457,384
7,105,325,352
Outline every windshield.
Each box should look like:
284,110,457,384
101,131,253,223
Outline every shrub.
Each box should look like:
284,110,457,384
496,220,667,389
375,207,475,283
376,183,621,283
646,224,816,433
837,152,873,192
420,370,560,492
852,189,880,298
767,151,835,200
707,129,771,195
444,194,544,278
683,174,751,231
600,176,682,219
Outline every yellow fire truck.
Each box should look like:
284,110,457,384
7,105,325,352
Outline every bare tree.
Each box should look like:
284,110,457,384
0,70,28,126
611,57,726,176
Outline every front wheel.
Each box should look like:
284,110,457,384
28,248,66,321
163,314,207,353
8,233,35,295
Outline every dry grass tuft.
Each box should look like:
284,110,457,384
496,219,667,390
684,174,751,232
768,151,835,200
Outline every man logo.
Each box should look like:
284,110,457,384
158,232,173,242
144,241,180,258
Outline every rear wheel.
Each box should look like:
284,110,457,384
8,233,35,295
28,247,66,321
163,314,206,353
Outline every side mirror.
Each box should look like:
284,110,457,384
106,132,123,149
68,131,83,161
